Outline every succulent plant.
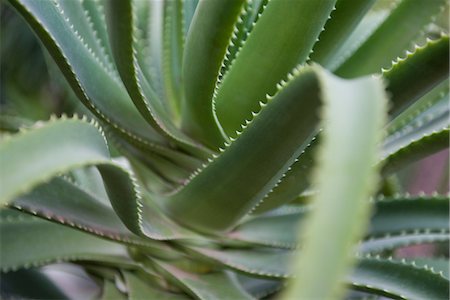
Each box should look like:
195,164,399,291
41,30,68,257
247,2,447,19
1,0,449,299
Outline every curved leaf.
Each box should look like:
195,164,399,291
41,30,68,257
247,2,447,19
230,195,449,250
360,231,449,254
153,261,254,300
214,0,336,136
104,0,208,158
368,195,449,236
162,0,184,119
311,0,376,68
337,0,447,77
165,66,323,233
0,117,109,204
189,247,450,300
251,137,318,214
381,127,449,176
0,117,146,238
283,70,386,299
10,176,168,252
123,271,187,300
0,209,133,272
165,66,386,234
8,0,168,151
387,79,449,135
181,0,245,148
350,257,450,300
383,35,449,118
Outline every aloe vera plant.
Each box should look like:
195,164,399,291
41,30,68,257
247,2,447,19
1,0,449,299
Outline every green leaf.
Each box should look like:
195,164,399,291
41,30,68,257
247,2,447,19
165,66,386,234
237,275,281,299
181,0,245,148
214,0,336,137
183,0,198,36
251,137,318,214
55,0,113,71
0,117,108,204
162,0,184,119
387,79,449,135
0,117,145,238
8,0,167,151
283,70,387,299
104,0,208,158
101,279,126,300
139,195,200,241
368,195,449,236
0,117,201,243
153,260,254,300
383,35,449,118
337,0,448,77
0,209,133,272
311,0,376,68
230,195,449,250
360,231,449,254
189,247,450,299
81,0,114,63
381,127,449,176
10,176,168,252
69,166,109,203
0,114,33,133
324,4,393,71
350,257,450,300
405,258,449,279
165,66,323,233
123,271,187,300
228,208,307,249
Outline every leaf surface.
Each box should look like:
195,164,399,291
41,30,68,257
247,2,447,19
181,0,245,147
311,0,376,68
383,35,449,118
214,0,336,136
104,0,208,157
8,0,167,150
337,0,447,77
153,261,254,300
283,68,387,299
0,209,133,272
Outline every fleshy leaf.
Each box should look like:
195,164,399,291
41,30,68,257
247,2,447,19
0,117,145,238
383,35,449,118
350,257,450,300
368,195,449,236
153,260,254,300
164,66,323,233
251,137,318,214
104,0,208,158
162,0,184,119
189,247,450,299
381,127,449,176
283,68,387,299
214,0,336,136
123,271,187,300
311,0,376,68
0,209,134,272
336,0,447,77
230,195,449,250
0,117,109,205
8,0,167,150
10,176,167,251
181,0,245,148
164,65,386,234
